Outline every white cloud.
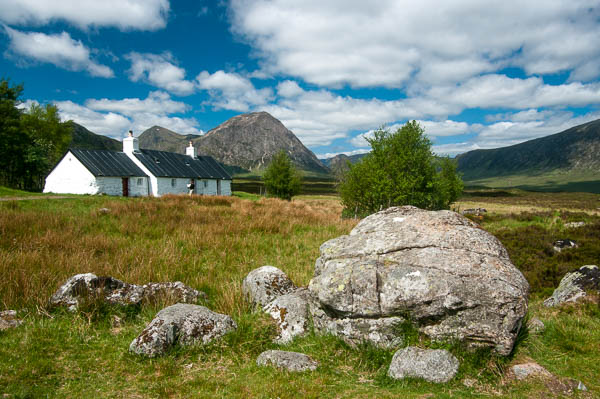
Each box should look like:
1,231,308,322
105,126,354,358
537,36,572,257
54,91,202,139
55,100,131,138
126,52,195,96
230,0,600,88
4,26,113,77
196,70,273,111
86,91,188,116
0,0,169,31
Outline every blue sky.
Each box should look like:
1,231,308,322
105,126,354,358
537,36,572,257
1,1,600,158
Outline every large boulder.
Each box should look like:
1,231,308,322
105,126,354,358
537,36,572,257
129,303,236,357
50,273,205,311
543,265,600,307
308,206,529,355
388,347,459,383
242,266,296,307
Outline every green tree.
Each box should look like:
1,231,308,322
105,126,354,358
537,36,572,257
263,150,302,200
339,121,463,217
0,78,72,190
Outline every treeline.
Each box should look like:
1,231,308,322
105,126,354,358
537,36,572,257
0,78,72,191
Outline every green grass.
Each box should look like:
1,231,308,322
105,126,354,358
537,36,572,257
0,186,44,197
464,169,600,193
0,191,599,397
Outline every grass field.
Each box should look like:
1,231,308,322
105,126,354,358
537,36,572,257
1,190,599,398
463,170,600,194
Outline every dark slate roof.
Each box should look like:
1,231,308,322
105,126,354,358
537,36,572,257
133,149,232,179
69,149,148,177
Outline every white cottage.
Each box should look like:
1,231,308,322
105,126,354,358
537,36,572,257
44,133,232,197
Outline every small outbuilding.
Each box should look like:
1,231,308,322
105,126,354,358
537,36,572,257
44,132,232,197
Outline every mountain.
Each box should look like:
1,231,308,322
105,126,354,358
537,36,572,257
457,119,600,179
197,112,328,174
68,122,121,151
321,153,368,176
138,112,329,175
138,126,201,154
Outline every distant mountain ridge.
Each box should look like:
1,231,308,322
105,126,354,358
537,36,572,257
138,111,329,174
456,119,600,180
68,122,121,151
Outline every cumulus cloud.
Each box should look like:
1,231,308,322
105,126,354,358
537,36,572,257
4,26,113,77
126,52,195,96
316,148,370,159
230,0,600,88
0,0,169,31
55,100,131,137
54,91,201,139
86,91,189,115
196,70,273,111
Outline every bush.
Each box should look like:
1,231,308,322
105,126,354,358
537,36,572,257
339,121,463,217
262,150,302,201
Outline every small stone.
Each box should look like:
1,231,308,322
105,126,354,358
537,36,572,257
552,239,578,252
387,346,459,383
242,266,296,307
256,350,318,372
527,317,545,333
129,304,236,357
263,288,311,344
564,221,585,229
577,380,587,391
0,310,23,330
98,208,111,214
510,362,552,380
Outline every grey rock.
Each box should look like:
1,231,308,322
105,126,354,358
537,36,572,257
527,317,545,333
543,265,600,307
129,303,236,357
264,288,311,344
387,346,459,383
577,380,588,391
309,206,529,355
461,208,487,216
242,266,296,308
50,273,205,311
256,350,318,372
553,238,578,252
564,221,585,229
0,310,22,330
510,362,552,380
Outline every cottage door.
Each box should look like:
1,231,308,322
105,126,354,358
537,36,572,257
122,178,129,197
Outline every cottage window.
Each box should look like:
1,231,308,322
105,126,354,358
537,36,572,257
203,180,207,188
171,178,176,187
137,178,143,186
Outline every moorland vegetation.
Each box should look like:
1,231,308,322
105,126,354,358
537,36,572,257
0,189,598,397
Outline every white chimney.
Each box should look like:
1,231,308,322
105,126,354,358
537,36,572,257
123,130,139,154
186,141,196,158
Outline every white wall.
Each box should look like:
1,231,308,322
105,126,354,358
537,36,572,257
221,180,232,196
156,177,195,196
43,151,149,196
44,152,98,195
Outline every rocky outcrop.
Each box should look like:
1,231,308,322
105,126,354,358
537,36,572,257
242,266,296,308
256,350,318,372
308,206,529,355
543,265,600,307
387,347,459,383
0,310,22,330
50,273,206,311
129,304,236,357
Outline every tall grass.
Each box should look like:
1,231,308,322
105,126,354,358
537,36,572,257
0,194,355,312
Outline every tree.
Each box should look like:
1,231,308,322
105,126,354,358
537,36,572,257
0,78,72,190
263,150,302,200
339,121,463,217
